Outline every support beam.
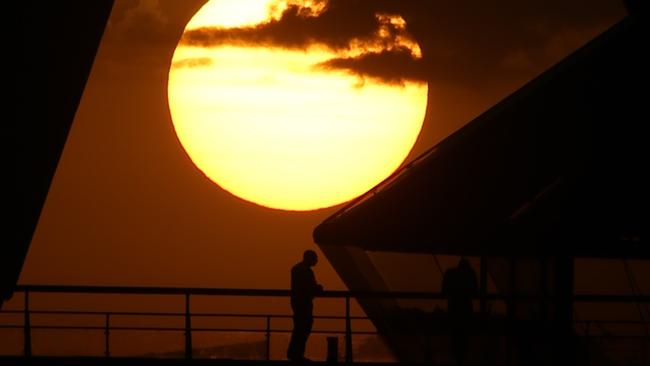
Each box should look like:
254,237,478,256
480,256,488,317
553,255,575,363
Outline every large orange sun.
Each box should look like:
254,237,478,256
168,0,427,211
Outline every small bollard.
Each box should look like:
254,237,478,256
327,336,339,364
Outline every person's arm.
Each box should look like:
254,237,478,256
308,270,323,297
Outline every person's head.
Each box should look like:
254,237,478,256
303,250,318,267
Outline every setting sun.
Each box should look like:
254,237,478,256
168,0,428,211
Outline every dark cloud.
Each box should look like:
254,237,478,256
181,1,388,51
180,0,426,84
179,0,625,87
316,48,427,85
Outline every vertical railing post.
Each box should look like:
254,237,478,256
184,292,192,360
553,256,575,364
24,290,32,357
265,316,271,360
480,256,487,317
423,333,432,363
641,327,650,365
104,313,111,357
584,321,590,366
540,257,549,322
345,295,353,364
506,257,516,366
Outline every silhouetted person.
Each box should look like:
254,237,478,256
287,250,323,362
442,258,478,365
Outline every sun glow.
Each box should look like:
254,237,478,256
168,0,428,211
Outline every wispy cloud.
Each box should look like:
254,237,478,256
171,57,213,69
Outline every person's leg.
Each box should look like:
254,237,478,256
451,319,469,365
287,300,302,360
293,314,311,359
456,333,468,365
287,315,299,359
299,315,313,358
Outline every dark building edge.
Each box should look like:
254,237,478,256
5,1,115,305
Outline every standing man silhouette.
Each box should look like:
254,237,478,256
287,250,323,362
442,257,478,365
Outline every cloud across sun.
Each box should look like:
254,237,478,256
168,0,428,211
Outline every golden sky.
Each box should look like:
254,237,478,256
17,0,629,295
4,0,640,356
16,0,629,298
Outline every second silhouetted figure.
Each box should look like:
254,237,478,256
442,257,478,365
287,250,323,362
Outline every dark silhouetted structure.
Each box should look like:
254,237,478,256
314,6,648,365
4,1,114,307
287,250,323,362
442,258,478,365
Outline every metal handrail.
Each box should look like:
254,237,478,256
2,285,649,361
9,284,650,301
0,324,377,335
5,285,381,360
3,310,645,325
0,309,367,320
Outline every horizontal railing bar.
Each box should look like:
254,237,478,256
3,321,646,330
575,320,650,325
1,325,106,330
3,320,647,329
190,313,367,320
582,335,650,339
2,325,645,338
0,310,367,320
14,285,292,297
2,309,646,326
191,328,376,335
12,285,446,298
3,312,647,328
1,310,188,316
573,294,650,302
12,285,650,302
0,324,375,335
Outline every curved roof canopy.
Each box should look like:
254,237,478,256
315,15,648,258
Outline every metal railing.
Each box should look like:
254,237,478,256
1,285,649,361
